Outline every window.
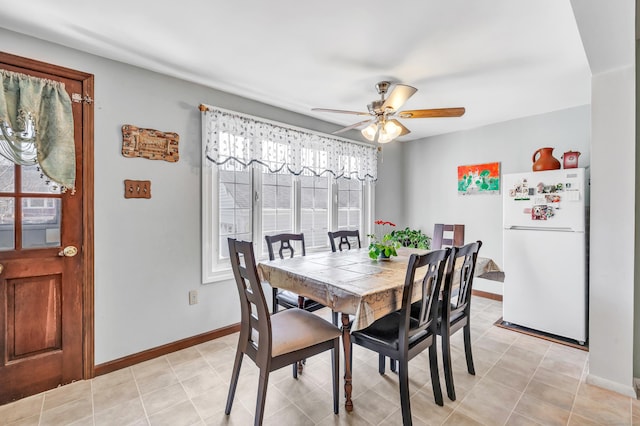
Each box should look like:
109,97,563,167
201,105,377,283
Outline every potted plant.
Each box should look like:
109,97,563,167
387,227,431,250
368,220,401,260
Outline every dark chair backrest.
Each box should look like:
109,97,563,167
443,241,482,318
432,224,465,249
327,230,361,252
265,233,306,261
228,238,271,360
400,248,451,340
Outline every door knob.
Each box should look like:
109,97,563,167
0,264,3,275
58,246,78,257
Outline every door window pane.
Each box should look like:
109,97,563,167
21,164,62,194
0,197,15,250
21,197,61,249
0,157,14,192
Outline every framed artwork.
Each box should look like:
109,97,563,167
122,125,179,162
457,162,500,195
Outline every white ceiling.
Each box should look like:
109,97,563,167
0,0,591,142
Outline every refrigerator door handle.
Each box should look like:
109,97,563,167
508,226,577,232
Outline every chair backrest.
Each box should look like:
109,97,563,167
228,238,271,360
327,230,361,252
443,241,482,318
401,248,451,339
432,224,465,249
264,233,306,261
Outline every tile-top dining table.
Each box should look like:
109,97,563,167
257,247,504,412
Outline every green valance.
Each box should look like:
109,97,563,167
0,69,75,191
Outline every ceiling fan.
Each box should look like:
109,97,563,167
312,81,465,143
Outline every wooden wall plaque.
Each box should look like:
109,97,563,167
122,125,179,162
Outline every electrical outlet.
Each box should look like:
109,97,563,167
189,290,198,305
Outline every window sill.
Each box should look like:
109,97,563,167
202,268,234,285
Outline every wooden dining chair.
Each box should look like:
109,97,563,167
327,229,361,252
225,238,341,425
432,224,465,249
438,240,482,401
265,233,324,314
265,233,337,376
350,248,450,425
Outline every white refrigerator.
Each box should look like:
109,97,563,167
502,168,588,344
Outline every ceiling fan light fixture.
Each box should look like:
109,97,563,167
361,122,378,141
377,132,393,144
313,80,466,142
382,120,402,139
377,126,394,144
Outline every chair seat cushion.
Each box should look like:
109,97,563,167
276,290,323,310
270,309,341,357
351,311,429,350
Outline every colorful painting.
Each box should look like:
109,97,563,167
457,162,500,195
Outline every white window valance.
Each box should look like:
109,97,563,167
0,69,75,191
201,104,377,181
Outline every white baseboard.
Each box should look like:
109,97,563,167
586,373,637,398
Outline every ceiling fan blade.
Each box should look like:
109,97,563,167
312,108,371,116
332,119,374,135
381,84,417,112
398,107,466,118
387,119,411,136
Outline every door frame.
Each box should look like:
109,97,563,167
0,51,95,379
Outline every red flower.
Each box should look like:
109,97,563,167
375,220,396,227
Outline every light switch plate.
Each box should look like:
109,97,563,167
124,179,151,199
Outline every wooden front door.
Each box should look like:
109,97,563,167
0,52,94,404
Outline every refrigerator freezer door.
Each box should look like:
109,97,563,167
503,229,587,342
503,169,585,232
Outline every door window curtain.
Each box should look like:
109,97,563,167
0,69,75,191
201,105,377,182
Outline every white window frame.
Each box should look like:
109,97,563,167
201,109,376,284
202,165,372,283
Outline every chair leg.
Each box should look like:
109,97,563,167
398,357,413,426
390,358,397,373
254,370,270,426
332,340,340,414
292,362,298,379
332,311,338,326
378,354,385,374
463,323,475,375
272,289,279,314
225,349,244,415
428,342,444,406
441,328,456,401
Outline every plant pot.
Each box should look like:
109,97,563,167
378,252,391,261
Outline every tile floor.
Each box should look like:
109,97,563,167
1,297,637,425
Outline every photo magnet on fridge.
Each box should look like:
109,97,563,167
531,205,556,220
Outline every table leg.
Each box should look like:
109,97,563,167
341,313,353,412
297,296,305,375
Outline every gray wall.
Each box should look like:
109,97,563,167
0,28,355,364
374,141,406,227
383,106,591,295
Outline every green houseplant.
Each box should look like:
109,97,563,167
387,227,431,250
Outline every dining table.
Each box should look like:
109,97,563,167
257,247,504,412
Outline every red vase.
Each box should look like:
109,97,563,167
532,147,561,171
